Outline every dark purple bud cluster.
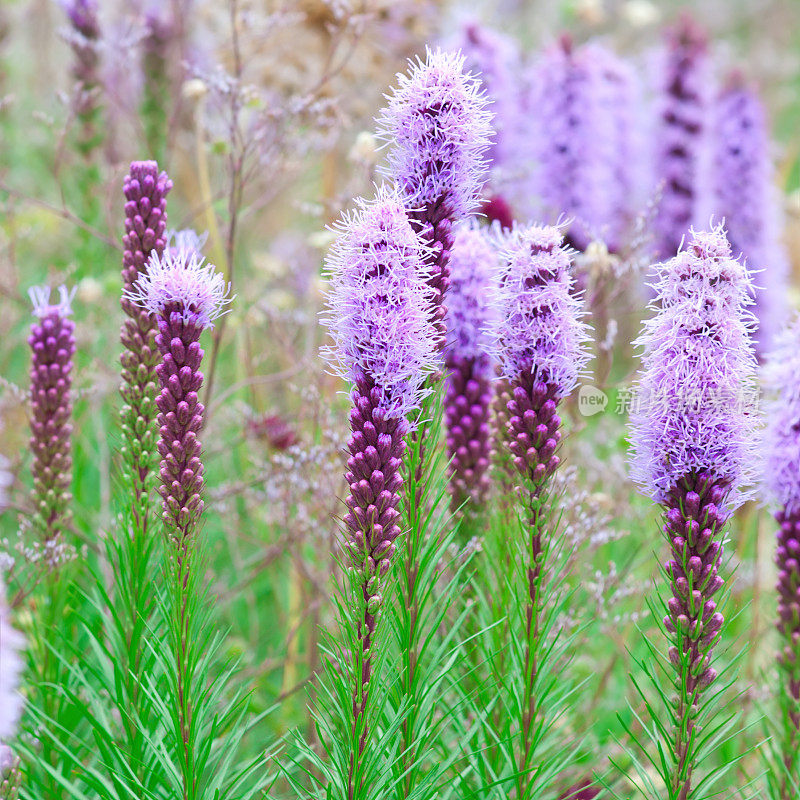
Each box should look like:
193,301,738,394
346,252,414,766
445,353,492,509
154,311,206,546
776,508,800,726
28,288,76,543
343,375,407,726
120,161,172,519
662,473,727,784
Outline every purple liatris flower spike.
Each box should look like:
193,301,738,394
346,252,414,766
529,37,636,253
322,190,436,765
629,225,758,798
120,161,172,520
713,73,789,356
762,316,800,789
126,249,230,546
445,224,497,510
652,15,710,260
28,286,76,544
0,577,25,776
377,47,492,348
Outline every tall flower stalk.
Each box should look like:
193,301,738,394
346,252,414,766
375,48,491,797
444,223,497,517
25,284,76,800
628,226,758,799
126,248,231,800
762,316,800,799
321,190,437,800
652,15,710,260
491,225,590,800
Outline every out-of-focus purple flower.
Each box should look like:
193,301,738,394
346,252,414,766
120,161,172,518
28,286,76,544
445,224,497,509
713,73,789,356
168,228,208,259
628,226,758,798
377,47,492,348
763,317,800,740
558,781,600,800
446,20,520,171
126,249,230,544
652,15,710,260
0,577,24,772
321,190,437,760
529,37,636,253
480,194,514,230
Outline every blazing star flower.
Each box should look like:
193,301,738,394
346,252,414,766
529,37,636,253
28,285,76,544
321,190,437,763
713,73,789,355
762,316,800,756
120,160,172,517
126,249,231,545
652,15,710,260
629,225,758,799
0,577,24,774
445,224,498,509
377,47,492,348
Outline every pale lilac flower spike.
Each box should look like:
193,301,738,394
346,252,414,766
168,228,209,259
126,249,232,329
377,47,493,349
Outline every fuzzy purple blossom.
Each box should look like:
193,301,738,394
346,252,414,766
126,249,230,545
629,226,758,798
445,224,497,509
652,16,710,260
168,228,208,259
120,161,172,524
28,286,76,544
762,316,800,782
529,37,635,253
322,191,437,770
713,73,789,356
377,47,492,348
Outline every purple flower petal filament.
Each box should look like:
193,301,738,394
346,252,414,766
377,47,492,348
126,249,230,544
445,224,497,509
28,285,76,543
629,225,758,797
713,73,789,356
763,317,800,774
652,15,710,260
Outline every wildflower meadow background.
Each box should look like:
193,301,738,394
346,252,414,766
2,1,800,799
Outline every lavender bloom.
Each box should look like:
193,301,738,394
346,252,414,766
322,191,436,760
763,317,800,775
28,286,76,544
445,224,497,509
652,16,710,260
713,74,789,355
629,226,758,797
0,578,24,776
529,37,635,253
126,250,230,546
120,161,172,522
377,47,492,348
